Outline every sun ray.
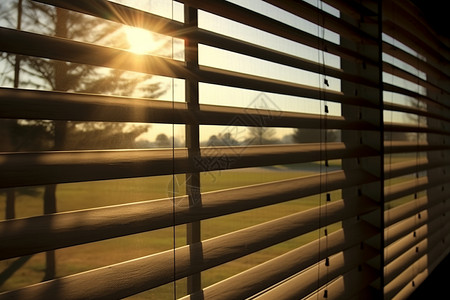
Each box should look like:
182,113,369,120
124,26,156,54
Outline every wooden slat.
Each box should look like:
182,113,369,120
263,0,378,42
0,143,376,188
30,0,382,94
178,0,377,66
383,82,426,101
0,148,187,188
384,200,450,247
383,61,442,95
322,0,378,20
303,265,379,300
383,102,450,123
191,29,379,89
384,122,449,135
0,87,188,123
384,230,450,299
384,81,450,112
384,171,450,204
384,157,432,180
392,237,450,300
385,215,450,283
0,27,189,79
37,0,379,92
253,245,378,300
384,190,450,227
384,217,444,266
0,181,377,299
382,41,450,95
384,141,450,154
0,23,375,106
180,222,378,300
0,87,374,130
383,1,450,76
197,65,376,107
34,0,185,36
0,169,376,259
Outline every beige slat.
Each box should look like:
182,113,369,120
253,244,378,300
384,200,450,247
197,65,375,107
179,0,377,66
180,222,378,300
0,143,376,188
384,122,448,135
0,148,188,188
384,215,450,266
383,102,450,126
384,157,428,180
322,0,378,21
0,25,376,106
384,230,450,299
0,185,376,299
0,87,373,130
383,1,450,76
384,214,450,283
383,61,442,95
383,82,427,100
384,140,450,154
384,190,450,227
34,0,185,36
0,170,376,259
392,240,450,300
0,27,189,79
382,41,450,95
33,0,380,93
384,176,429,204
263,0,378,42
191,29,379,90
385,170,450,204
303,265,380,300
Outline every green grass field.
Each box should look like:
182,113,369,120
0,166,343,298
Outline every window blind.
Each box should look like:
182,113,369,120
0,0,449,299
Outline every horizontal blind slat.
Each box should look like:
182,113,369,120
0,27,189,78
0,144,376,187
34,0,185,35
253,245,378,300
0,170,376,259
180,222,378,300
0,187,377,299
178,0,377,66
0,87,375,129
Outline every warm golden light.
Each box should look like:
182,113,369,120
124,26,156,54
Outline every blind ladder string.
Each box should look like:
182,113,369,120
316,0,329,297
171,1,177,299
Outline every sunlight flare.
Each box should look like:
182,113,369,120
124,25,157,54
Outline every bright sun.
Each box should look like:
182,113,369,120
124,26,155,54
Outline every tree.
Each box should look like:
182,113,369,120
1,0,169,280
155,133,171,148
292,128,340,143
385,131,411,141
206,132,239,146
1,0,167,152
246,127,277,145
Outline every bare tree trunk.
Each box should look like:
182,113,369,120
5,189,15,219
5,0,23,221
43,184,57,281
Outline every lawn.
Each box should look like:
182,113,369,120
0,165,342,298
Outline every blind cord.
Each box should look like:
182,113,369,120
316,1,329,297
171,2,177,299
